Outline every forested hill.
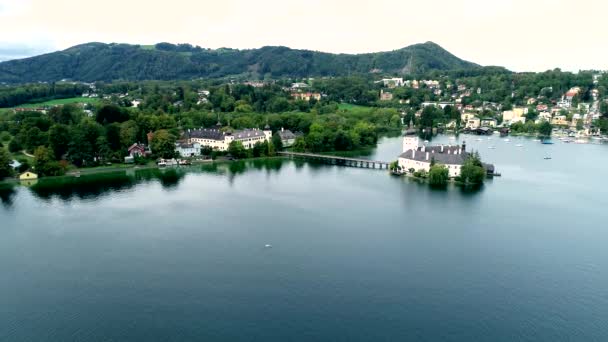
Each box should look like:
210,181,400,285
0,41,481,83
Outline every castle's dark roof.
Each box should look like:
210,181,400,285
404,128,417,136
189,128,225,141
399,145,469,165
234,129,266,140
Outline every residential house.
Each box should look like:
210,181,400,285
535,112,552,124
128,143,151,157
9,160,21,170
19,171,38,180
277,128,297,147
292,92,321,101
175,142,201,157
465,117,481,129
381,78,404,88
380,90,393,101
480,118,497,127
551,115,569,126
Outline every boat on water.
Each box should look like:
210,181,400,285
574,139,587,144
488,146,496,149
541,141,554,145
476,138,483,141
504,139,510,142
532,139,541,142
515,144,523,147
544,157,552,160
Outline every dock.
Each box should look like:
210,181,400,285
278,152,390,169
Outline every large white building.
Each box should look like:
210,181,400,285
185,125,272,151
398,124,470,178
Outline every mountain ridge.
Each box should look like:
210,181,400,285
0,41,484,83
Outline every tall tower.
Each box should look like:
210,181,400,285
402,119,419,152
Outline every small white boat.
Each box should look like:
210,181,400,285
476,138,483,141
532,139,541,142
504,139,510,142
449,136,456,140
488,146,496,149
264,244,272,248
515,144,523,147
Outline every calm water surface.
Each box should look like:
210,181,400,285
1,135,608,341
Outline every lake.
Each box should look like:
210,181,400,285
1,135,608,341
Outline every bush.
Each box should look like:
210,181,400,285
460,155,486,185
429,164,449,187
8,139,22,153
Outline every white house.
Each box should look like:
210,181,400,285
175,142,201,157
277,128,297,147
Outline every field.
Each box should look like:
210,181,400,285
338,103,374,114
13,97,100,108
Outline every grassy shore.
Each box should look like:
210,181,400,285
12,97,100,108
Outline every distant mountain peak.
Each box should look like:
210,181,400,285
0,42,481,83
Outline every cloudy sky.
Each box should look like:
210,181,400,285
0,0,605,72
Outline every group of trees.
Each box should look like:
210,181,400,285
0,83,88,108
510,120,553,136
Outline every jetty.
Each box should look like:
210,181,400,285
278,152,390,169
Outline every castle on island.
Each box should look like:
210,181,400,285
397,121,494,177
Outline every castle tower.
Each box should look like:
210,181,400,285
402,118,419,152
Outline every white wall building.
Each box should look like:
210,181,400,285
175,142,201,157
186,125,272,151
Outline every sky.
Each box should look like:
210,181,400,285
0,0,605,72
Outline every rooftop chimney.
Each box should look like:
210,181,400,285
412,150,415,158
426,152,430,161
441,145,444,153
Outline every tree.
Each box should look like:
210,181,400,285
272,133,283,151
228,140,248,159
48,124,71,160
0,148,12,179
538,121,553,137
305,131,324,152
33,146,65,177
429,164,449,187
459,155,486,185
292,136,307,152
8,139,22,153
150,130,177,159
95,105,129,124
25,127,48,152
267,140,276,157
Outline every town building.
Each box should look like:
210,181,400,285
380,78,404,88
19,171,38,180
480,118,497,127
127,143,151,157
175,142,201,157
291,92,321,101
421,102,455,109
277,128,297,147
186,125,272,151
380,89,393,101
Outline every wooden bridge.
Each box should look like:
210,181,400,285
278,152,391,170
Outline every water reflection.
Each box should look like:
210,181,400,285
28,168,187,201
0,184,16,208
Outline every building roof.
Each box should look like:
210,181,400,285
278,129,296,140
234,129,266,140
399,145,469,165
188,128,226,141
